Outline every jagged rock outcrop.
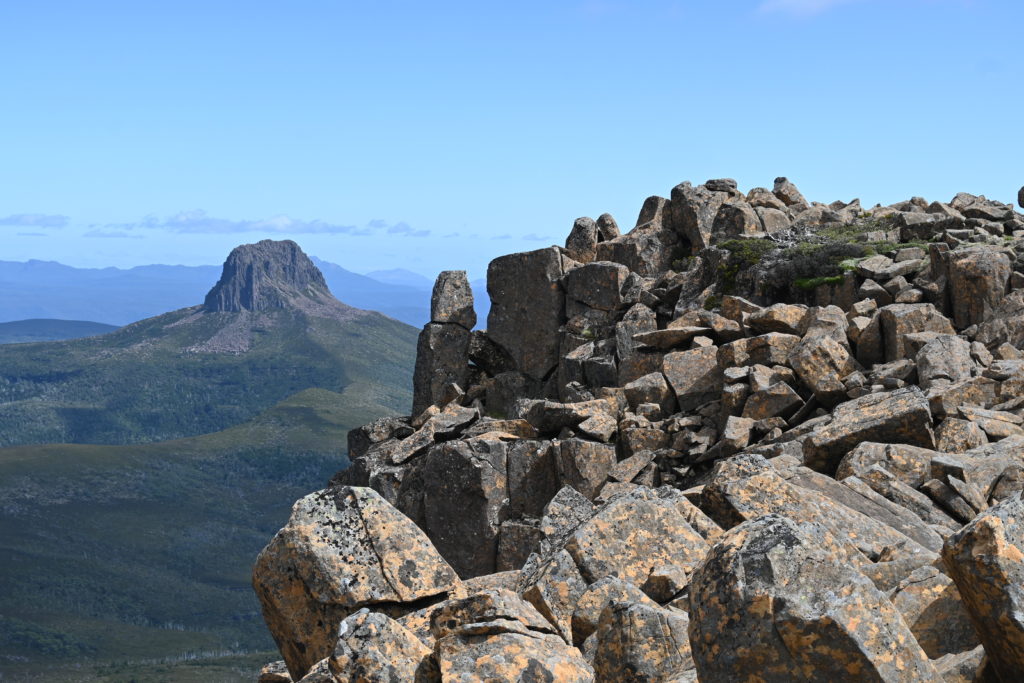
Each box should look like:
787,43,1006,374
204,239,334,312
257,177,1024,681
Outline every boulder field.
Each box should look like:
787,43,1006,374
254,178,1024,681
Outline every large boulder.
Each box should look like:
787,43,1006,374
943,494,1024,680
328,610,436,682
252,486,460,680
670,181,733,251
592,601,695,682
689,514,938,682
662,346,723,412
411,322,470,416
398,437,509,578
802,387,935,473
487,247,567,381
430,270,476,329
878,303,956,361
948,248,1011,329
430,590,594,681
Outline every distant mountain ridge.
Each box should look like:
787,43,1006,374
0,256,434,327
0,240,418,447
0,318,118,344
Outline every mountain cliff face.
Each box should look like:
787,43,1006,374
253,180,1024,682
0,240,417,446
204,239,333,313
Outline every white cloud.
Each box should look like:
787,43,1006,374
0,213,69,228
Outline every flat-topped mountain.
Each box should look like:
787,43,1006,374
0,240,418,446
204,239,334,312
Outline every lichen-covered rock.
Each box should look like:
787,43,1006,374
431,590,594,682
689,514,939,682
789,334,859,406
554,438,617,501
487,246,567,381
889,566,978,659
411,322,471,416
571,577,658,647
662,346,722,412
329,610,436,682
948,247,1011,329
592,601,694,682
803,387,935,473
399,437,508,578
943,494,1024,681
916,334,974,390
252,486,460,680
430,270,476,329
566,217,599,263
879,303,956,361
258,660,292,683
564,487,709,586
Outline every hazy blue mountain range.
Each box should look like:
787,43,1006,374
0,259,489,331
0,318,119,344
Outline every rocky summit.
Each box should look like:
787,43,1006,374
254,178,1024,681
205,238,334,312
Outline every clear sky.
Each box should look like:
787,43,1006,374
1,0,1021,281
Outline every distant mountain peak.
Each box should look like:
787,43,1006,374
203,239,332,312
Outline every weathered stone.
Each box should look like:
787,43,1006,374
936,417,989,453
889,566,979,659
640,564,689,603
703,454,934,559
487,247,566,381
506,440,557,519
671,181,730,251
662,346,722,412
521,548,587,644
554,438,617,501
400,438,508,577
772,176,807,206
622,372,673,414
976,290,1024,349
789,334,859,406
430,270,475,329
596,213,620,241
916,334,974,390
835,442,938,488
741,382,803,421
564,488,709,586
412,322,470,416
747,303,809,336
615,303,657,360
571,577,657,647
943,495,1024,681
496,521,543,572
948,248,1011,329
564,261,630,311
258,661,291,683
713,200,763,237
431,590,594,682
593,601,694,682
595,222,684,277
566,216,599,263
253,486,459,679
718,332,801,368
328,610,436,682
756,206,791,234
879,303,956,361
689,514,938,682
803,387,934,473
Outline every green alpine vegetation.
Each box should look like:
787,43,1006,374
0,318,119,344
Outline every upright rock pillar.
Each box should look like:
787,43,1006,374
412,270,475,416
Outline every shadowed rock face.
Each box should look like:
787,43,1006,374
204,239,333,312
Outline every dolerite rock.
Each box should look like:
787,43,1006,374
772,176,807,206
689,514,939,682
563,487,709,586
258,661,292,683
204,239,332,312
566,217,599,263
671,181,731,251
252,486,460,680
1019,185,1024,209
398,437,508,578
591,601,695,682
948,248,1011,329
328,610,436,682
430,270,476,329
430,590,594,681
487,246,567,381
411,322,470,416
943,494,1024,680
802,387,935,473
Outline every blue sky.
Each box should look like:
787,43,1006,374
1,0,1021,281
